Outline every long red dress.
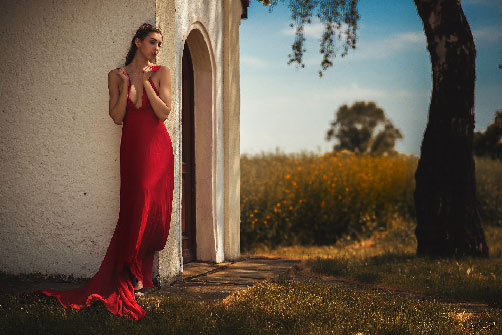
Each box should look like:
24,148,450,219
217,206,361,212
32,65,174,320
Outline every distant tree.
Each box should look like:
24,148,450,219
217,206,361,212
473,110,502,160
325,101,403,155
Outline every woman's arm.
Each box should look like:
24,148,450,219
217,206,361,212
144,66,171,122
108,68,129,125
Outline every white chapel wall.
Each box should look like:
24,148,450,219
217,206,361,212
0,0,162,278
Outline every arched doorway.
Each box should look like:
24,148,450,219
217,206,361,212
183,25,218,262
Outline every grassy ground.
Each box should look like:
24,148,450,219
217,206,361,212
244,219,502,308
1,221,500,334
1,277,501,334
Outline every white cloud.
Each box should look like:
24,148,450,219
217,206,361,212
245,83,421,113
241,56,268,68
310,83,420,103
337,31,426,61
366,31,425,53
280,22,325,38
390,31,425,45
280,22,353,39
297,30,427,66
472,26,502,42
313,83,388,100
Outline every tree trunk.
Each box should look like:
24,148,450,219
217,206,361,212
413,0,489,257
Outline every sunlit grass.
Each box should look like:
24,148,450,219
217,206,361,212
244,219,502,308
3,220,500,334
2,277,501,335
224,279,501,335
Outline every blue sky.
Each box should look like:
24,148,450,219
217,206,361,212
239,0,502,156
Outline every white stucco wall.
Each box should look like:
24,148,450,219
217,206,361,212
0,0,161,278
154,0,181,284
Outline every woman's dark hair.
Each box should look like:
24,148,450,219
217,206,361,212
125,23,163,66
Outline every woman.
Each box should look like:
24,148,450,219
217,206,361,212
32,23,174,321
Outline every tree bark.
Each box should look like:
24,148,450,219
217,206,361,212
413,0,489,257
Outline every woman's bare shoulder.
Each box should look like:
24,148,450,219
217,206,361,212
109,67,120,77
155,65,171,72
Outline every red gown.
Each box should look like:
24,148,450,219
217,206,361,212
32,65,174,320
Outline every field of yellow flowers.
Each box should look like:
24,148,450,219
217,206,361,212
240,150,501,251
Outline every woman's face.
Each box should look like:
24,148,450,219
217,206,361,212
136,32,163,61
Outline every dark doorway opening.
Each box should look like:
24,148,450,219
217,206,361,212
181,41,196,263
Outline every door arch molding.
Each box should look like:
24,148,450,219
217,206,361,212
183,23,218,262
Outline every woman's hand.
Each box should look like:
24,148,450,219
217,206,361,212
117,67,129,87
142,66,153,83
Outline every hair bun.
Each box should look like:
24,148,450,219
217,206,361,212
139,23,155,31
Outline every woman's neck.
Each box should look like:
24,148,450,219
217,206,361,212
128,56,153,73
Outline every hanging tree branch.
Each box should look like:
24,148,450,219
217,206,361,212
258,0,360,77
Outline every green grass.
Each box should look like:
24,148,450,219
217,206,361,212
1,279,501,334
2,221,500,334
245,219,502,309
2,223,501,334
